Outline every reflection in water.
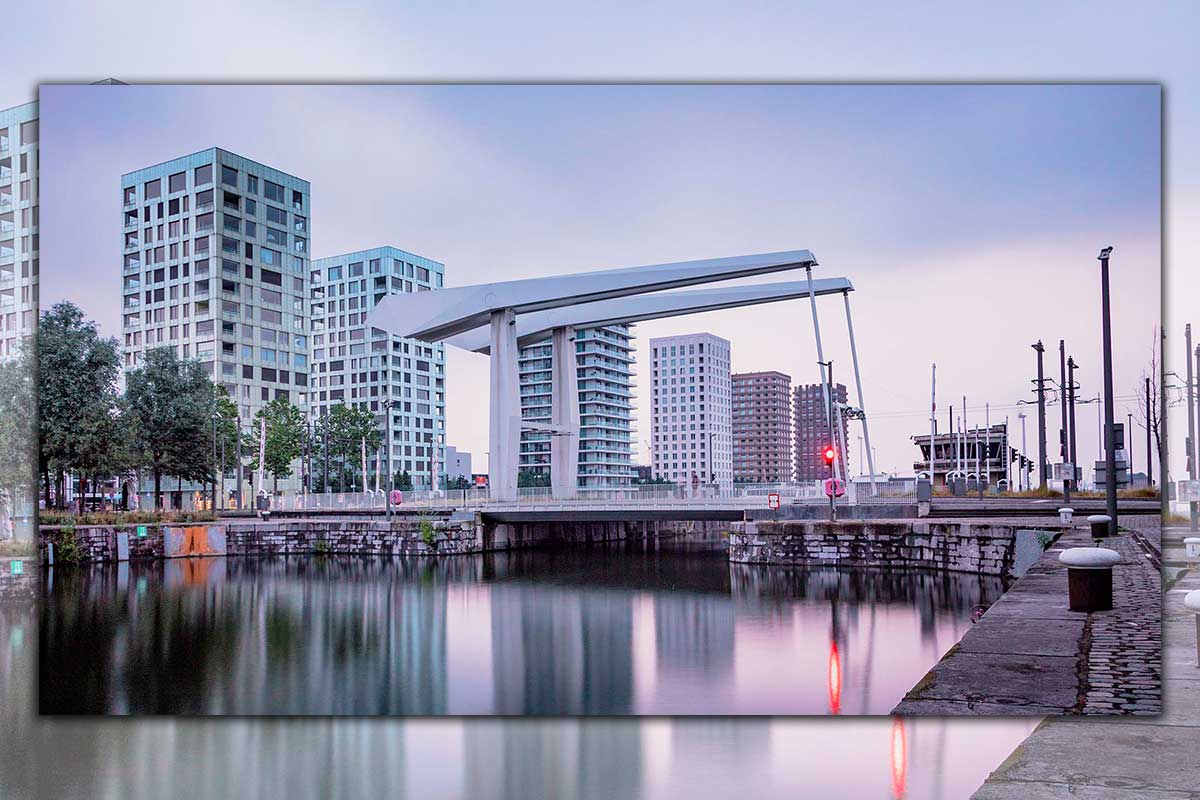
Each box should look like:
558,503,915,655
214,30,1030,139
41,543,1010,715
6,600,1038,798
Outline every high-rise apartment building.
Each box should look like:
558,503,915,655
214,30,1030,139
649,333,733,485
732,371,792,482
310,247,445,491
793,382,849,481
0,101,37,360
120,148,311,426
518,324,636,489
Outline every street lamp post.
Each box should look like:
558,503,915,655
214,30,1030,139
382,399,393,520
1098,247,1118,536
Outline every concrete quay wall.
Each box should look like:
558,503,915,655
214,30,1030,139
37,517,713,565
729,519,1058,577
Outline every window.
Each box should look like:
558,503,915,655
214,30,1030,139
194,164,212,185
294,215,307,233
265,226,287,245
265,205,287,225
247,175,258,194
264,180,284,203
260,287,281,304
196,189,214,210
144,179,161,200
261,248,281,266
292,190,304,211
123,186,137,205
19,120,37,145
221,165,238,187
260,268,282,286
168,172,186,193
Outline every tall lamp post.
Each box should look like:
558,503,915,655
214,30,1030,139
1098,247,1118,536
382,398,393,520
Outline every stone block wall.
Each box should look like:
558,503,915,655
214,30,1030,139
729,520,1029,576
0,559,35,604
225,517,477,556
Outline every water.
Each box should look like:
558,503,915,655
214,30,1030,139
4,599,1039,800
40,541,1008,716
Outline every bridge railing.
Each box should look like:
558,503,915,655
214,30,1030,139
267,480,919,513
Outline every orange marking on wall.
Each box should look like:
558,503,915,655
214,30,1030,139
181,525,218,556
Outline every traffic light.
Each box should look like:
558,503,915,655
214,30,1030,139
823,445,836,466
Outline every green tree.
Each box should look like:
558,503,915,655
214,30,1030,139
316,404,380,492
394,470,414,491
37,302,124,509
243,397,304,493
124,346,216,508
517,470,551,488
0,344,35,536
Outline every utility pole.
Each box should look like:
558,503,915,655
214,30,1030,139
236,414,243,510
1068,356,1079,495
1146,376,1153,488
1098,247,1118,536
1127,411,1134,483
1188,324,1197,529
1059,340,1071,504
1019,411,1028,491
1032,340,1048,490
930,363,937,489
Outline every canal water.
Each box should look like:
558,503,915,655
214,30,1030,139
40,540,1009,716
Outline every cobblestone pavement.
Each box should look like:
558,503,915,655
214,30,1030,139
895,515,1162,716
1082,516,1162,714
972,523,1198,799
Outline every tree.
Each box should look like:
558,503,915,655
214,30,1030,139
124,346,216,508
242,397,304,493
315,404,381,492
37,302,123,509
1134,325,1162,482
517,469,551,488
0,344,35,537
394,470,414,491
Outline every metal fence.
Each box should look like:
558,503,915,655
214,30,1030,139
265,479,920,513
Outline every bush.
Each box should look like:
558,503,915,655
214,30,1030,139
419,518,436,547
39,509,218,527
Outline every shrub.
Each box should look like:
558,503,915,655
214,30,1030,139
419,518,436,547
39,509,218,527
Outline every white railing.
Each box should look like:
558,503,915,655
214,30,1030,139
260,479,920,513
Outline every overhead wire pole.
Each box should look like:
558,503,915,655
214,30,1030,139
805,265,841,485
1188,324,1197,529
1032,340,1048,490
842,290,877,495
930,363,937,490
1019,412,1028,491
1068,356,1079,495
1059,339,1072,504
1098,247,1118,537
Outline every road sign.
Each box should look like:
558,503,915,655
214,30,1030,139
1178,480,1200,503
823,478,845,498
768,493,781,509
9,560,23,576
136,524,148,538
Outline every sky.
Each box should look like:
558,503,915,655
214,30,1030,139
38,83,1160,479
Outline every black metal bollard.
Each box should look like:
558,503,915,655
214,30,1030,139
1059,547,1120,612
1088,514,1112,541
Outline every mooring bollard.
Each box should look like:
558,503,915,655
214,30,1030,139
1186,590,1200,667
1185,537,1200,560
1088,514,1112,540
1059,547,1121,612
1059,507,1075,524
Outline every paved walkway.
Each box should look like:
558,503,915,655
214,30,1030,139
894,516,1162,715
972,523,1198,798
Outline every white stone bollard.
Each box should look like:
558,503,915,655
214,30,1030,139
1184,538,1200,560
1059,507,1074,524
1185,590,1200,667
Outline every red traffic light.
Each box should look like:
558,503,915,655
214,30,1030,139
822,446,836,465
